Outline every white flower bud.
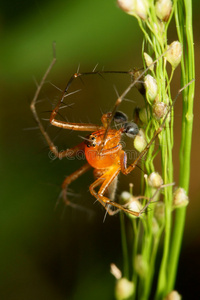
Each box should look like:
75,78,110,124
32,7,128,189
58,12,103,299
155,0,172,22
118,0,149,20
117,0,135,13
134,129,147,152
134,255,148,278
144,74,158,102
120,192,142,218
173,188,189,208
164,290,182,300
128,198,142,216
148,172,163,188
144,52,154,71
134,0,149,20
115,278,134,300
110,263,122,280
165,41,182,68
153,101,168,120
120,191,132,203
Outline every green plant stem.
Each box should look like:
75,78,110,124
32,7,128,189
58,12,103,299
144,226,163,299
132,219,139,300
120,212,129,279
167,0,195,292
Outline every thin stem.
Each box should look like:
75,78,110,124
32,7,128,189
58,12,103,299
167,0,195,291
120,212,129,279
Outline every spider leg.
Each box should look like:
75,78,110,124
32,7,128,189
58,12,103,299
50,69,136,132
138,182,175,215
61,163,91,207
120,123,164,176
119,149,175,215
30,51,101,159
89,167,140,217
49,141,86,160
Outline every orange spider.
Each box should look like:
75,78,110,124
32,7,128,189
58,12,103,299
31,52,180,217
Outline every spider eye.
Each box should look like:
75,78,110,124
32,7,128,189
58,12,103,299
85,135,97,148
114,111,128,125
124,122,139,138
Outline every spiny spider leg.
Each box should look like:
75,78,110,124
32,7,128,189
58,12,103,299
61,163,91,207
30,47,100,159
49,69,137,132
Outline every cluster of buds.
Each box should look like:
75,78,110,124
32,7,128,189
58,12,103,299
120,191,142,218
143,41,182,73
118,0,172,22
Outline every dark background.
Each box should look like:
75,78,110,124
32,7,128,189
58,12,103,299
1,0,200,299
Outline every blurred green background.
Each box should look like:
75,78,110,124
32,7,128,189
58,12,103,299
1,0,200,299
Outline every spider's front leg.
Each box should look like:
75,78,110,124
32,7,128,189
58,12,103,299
31,55,104,160
89,166,140,217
